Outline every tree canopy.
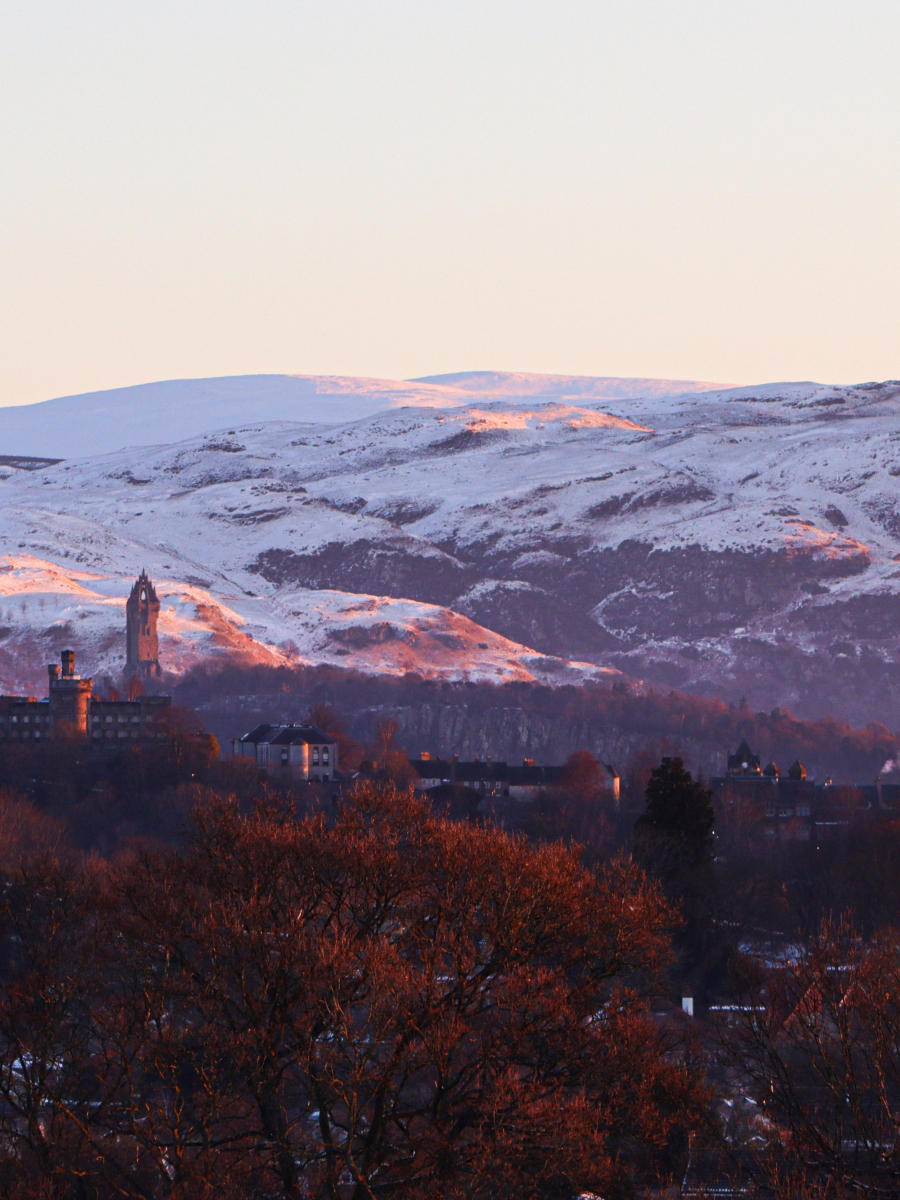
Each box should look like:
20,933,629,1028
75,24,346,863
635,755,715,868
0,784,705,1199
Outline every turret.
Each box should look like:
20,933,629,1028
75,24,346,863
47,649,92,739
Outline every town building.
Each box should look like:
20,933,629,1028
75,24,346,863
712,740,816,841
0,573,171,746
0,649,170,745
233,724,339,782
411,753,620,801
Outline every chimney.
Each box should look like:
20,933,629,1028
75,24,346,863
420,751,431,761
682,993,694,1017
61,649,75,677
48,663,59,686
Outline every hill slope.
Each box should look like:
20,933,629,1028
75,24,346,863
0,375,899,725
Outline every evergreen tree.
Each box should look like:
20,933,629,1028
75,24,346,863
633,757,719,985
635,756,715,869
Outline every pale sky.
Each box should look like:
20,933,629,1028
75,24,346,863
1,0,898,407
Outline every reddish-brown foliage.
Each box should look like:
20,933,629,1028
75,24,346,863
0,785,705,1198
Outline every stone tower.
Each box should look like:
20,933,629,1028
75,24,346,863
126,571,161,679
48,649,92,739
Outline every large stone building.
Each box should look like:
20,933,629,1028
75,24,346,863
0,574,171,746
233,724,339,782
712,739,818,841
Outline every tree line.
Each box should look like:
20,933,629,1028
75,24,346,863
171,661,900,785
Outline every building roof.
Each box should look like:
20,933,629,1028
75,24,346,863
412,758,453,780
412,759,566,787
506,764,566,787
239,723,336,746
452,760,509,783
728,738,761,774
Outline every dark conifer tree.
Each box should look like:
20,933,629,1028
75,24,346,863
634,757,718,985
635,756,715,869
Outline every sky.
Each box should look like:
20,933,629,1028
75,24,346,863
1,0,898,408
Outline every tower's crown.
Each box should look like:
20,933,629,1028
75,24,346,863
128,571,159,605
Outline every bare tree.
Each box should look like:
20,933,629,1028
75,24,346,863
0,785,707,1198
720,918,900,1194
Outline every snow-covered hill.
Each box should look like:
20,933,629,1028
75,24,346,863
0,372,720,458
1,373,900,724
0,552,616,697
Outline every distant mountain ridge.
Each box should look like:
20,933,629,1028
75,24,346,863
411,371,725,399
0,372,724,458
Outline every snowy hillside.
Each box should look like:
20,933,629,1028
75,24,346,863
1,374,900,723
0,553,616,697
0,372,720,458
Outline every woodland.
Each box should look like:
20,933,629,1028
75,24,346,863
0,684,899,1195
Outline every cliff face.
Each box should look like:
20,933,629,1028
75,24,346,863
185,670,898,788
353,703,894,786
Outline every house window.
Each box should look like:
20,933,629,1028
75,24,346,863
312,748,319,765
322,748,329,765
